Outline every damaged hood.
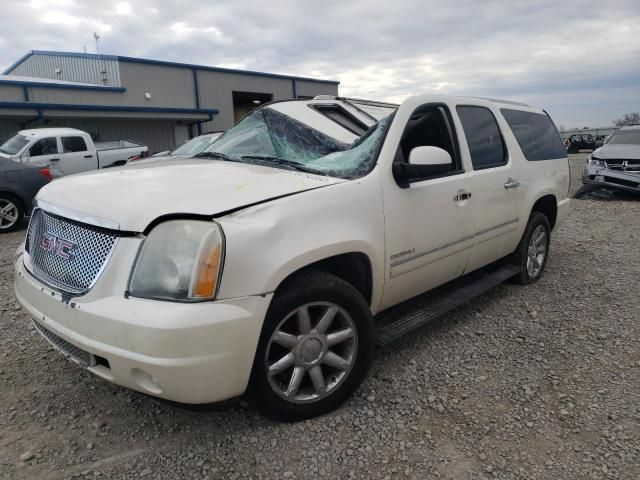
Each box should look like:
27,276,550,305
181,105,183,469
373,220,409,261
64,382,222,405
36,158,344,231
593,144,640,160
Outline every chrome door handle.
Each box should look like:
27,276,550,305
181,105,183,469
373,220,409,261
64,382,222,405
453,191,472,201
504,178,520,189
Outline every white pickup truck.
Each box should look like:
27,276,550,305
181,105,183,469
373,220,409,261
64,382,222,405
0,128,148,177
14,95,570,421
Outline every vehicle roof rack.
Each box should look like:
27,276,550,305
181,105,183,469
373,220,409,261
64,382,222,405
484,97,531,107
312,95,399,108
336,97,400,108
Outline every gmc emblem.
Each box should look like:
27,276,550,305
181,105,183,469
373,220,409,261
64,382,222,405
40,233,76,260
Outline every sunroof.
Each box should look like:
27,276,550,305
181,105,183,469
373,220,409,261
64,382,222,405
311,104,369,136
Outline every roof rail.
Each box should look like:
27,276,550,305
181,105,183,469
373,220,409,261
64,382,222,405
312,95,399,108
337,96,400,108
484,97,531,107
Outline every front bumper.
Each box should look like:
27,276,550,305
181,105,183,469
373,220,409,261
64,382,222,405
14,254,272,404
582,164,640,194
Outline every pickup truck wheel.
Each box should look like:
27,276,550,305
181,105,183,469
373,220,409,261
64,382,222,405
510,212,550,285
249,271,375,422
0,195,24,233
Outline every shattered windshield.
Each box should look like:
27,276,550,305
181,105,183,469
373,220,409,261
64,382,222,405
201,107,392,179
172,136,217,155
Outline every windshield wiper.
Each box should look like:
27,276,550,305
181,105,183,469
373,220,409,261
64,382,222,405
194,151,236,162
240,155,328,176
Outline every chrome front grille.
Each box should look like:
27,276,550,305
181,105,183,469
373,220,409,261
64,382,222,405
605,159,640,172
33,320,95,367
26,209,119,295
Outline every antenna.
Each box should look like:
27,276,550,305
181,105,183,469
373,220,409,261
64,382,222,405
93,32,108,85
93,32,101,54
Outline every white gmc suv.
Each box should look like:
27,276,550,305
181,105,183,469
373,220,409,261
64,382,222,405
14,95,570,421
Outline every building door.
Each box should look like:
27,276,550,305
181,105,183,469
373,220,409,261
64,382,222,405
232,91,273,123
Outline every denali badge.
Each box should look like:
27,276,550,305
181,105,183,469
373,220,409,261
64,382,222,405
40,233,76,260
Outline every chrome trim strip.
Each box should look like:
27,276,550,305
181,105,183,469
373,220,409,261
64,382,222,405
390,218,520,268
36,199,120,230
475,218,519,236
391,235,474,267
390,244,473,278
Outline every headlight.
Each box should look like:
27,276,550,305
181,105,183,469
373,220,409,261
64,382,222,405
587,156,606,168
129,220,224,301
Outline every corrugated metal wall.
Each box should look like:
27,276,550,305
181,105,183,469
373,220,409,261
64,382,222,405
0,85,26,102
35,117,179,153
295,80,339,98
118,62,196,108
9,54,121,87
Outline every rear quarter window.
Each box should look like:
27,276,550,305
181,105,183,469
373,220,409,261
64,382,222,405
500,109,566,161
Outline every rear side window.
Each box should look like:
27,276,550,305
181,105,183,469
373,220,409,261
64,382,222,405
29,138,58,157
62,136,88,153
456,106,506,170
500,109,566,160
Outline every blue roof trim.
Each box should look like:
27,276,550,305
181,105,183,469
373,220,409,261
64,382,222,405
3,50,340,85
0,78,126,92
0,101,218,116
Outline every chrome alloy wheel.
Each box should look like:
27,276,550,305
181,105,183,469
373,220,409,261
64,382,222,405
265,302,358,404
526,225,547,278
0,199,19,230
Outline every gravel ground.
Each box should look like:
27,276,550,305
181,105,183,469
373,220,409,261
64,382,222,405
1,153,638,480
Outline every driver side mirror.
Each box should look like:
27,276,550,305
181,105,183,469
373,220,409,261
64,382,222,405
408,146,452,168
393,146,452,188
20,152,29,163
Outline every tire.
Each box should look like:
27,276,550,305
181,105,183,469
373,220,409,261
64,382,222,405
0,194,24,234
248,270,375,422
510,211,551,285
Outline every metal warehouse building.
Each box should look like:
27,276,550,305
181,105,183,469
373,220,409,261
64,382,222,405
0,50,339,153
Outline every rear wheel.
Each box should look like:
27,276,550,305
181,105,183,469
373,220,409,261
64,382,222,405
0,195,24,233
248,271,375,422
510,212,551,285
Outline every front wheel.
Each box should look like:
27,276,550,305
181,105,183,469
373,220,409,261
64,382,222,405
510,212,551,285
0,195,24,233
248,271,375,422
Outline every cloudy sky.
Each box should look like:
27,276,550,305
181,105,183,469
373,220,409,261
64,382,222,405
1,0,639,128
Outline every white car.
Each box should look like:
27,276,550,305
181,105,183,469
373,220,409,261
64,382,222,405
0,128,148,177
14,95,570,421
582,125,640,193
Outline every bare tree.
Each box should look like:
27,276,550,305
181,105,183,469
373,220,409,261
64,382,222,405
612,113,640,126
